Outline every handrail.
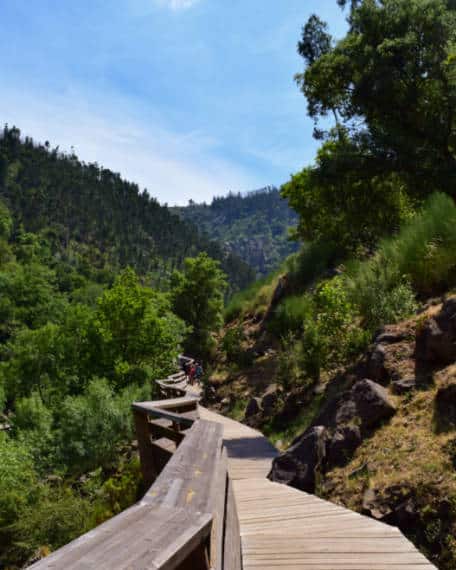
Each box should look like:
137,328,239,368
30,358,241,570
132,403,195,428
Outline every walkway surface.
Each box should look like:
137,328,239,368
199,406,436,570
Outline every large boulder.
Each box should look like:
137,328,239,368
351,379,396,429
435,380,456,431
366,344,388,384
327,425,362,467
314,378,396,433
268,426,327,492
416,297,456,365
261,384,280,415
244,397,262,419
270,379,395,491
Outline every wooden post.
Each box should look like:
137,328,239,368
133,409,157,489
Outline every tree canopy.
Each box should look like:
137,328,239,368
284,0,456,254
171,252,227,357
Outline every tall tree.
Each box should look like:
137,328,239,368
170,253,227,357
285,0,456,254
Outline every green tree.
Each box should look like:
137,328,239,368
171,253,227,357
93,268,185,387
286,0,456,255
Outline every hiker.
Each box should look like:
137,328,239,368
195,361,204,382
188,363,196,385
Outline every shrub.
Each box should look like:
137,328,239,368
56,378,135,474
308,278,368,375
277,334,315,391
347,193,456,327
285,240,340,292
383,193,456,295
14,392,55,472
346,261,417,330
221,326,252,367
11,487,92,563
269,293,314,336
224,272,280,323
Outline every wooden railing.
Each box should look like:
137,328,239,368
30,361,241,570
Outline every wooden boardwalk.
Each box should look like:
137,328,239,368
199,406,436,570
30,360,436,569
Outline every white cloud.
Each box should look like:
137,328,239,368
155,0,201,11
0,86,256,205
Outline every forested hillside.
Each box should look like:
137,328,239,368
208,1,456,568
172,187,298,276
0,126,254,295
0,126,233,568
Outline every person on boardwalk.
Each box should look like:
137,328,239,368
188,362,196,385
195,361,203,382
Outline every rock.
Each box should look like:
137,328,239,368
435,381,456,430
327,425,362,467
261,384,280,414
367,344,388,383
374,330,407,344
416,296,456,365
362,488,386,519
313,379,395,433
268,426,327,493
46,474,63,485
392,376,416,394
244,397,262,418
351,379,396,429
382,496,419,529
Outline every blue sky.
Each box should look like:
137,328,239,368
0,0,347,205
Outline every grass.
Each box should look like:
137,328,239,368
268,293,313,336
346,193,456,318
224,271,281,322
263,394,324,449
285,240,340,293
325,386,456,508
226,397,249,422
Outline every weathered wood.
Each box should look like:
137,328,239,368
133,409,159,487
223,478,242,570
150,421,186,445
212,448,228,570
30,375,436,570
143,420,224,515
30,506,212,570
132,404,196,428
135,396,199,412
156,380,187,399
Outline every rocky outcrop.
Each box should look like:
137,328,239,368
351,379,396,429
327,425,362,467
269,426,327,492
435,380,456,431
269,379,396,491
261,384,280,414
314,378,396,433
416,297,456,365
244,385,282,425
244,397,262,419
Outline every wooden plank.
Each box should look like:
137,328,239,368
132,404,195,428
149,421,186,445
143,420,223,515
211,447,228,570
133,409,159,487
134,396,199,411
223,477,242,570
